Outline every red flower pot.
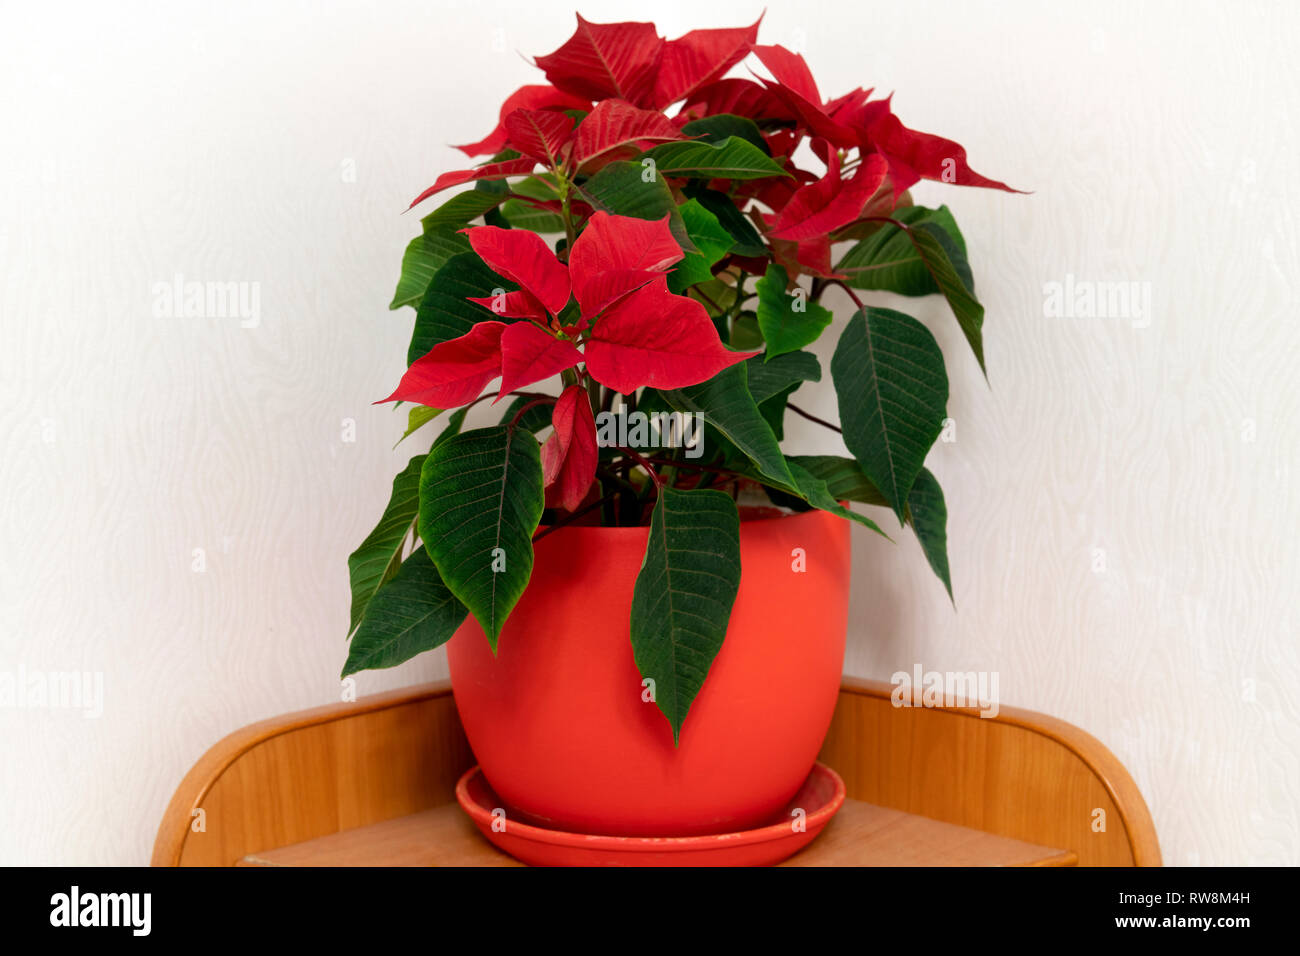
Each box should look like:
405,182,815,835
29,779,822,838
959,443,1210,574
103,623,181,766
446,506,850,837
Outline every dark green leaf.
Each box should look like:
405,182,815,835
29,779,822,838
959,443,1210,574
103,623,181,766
498,394,555,434
836,207,984,372
909,222,986,373
680,114,770,154
639,136,787,180
577,160,696,252
408,252,518,365
754,265,833,359
683,183,766,256
417,426,544,649
661,363,797,491
836,206,969,293
831,307,948,522
341,549,468,676
744,350,821,404
784,459,888,538
346,455,424,637
630,487,742,744
785,455,888,508
433,408,468,449
419,190,506,230
908,467,952,601
390,225,472,310
730,312,763,350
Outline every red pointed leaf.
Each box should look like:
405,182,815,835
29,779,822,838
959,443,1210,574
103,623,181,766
503,108,576,167
462,226,571,315
653,17,761,108
497,322,583,398
568,212,684,317
541,385,598,512
584,277,755,393
856,99,1024,194
768,152,888,240
466,289,551,323
380,322,506,408
571,99,684,168
751,44,821,105
681,78,796,122
456,84,589,157
751,45,859,146
534,14,664,107
408,158,535,209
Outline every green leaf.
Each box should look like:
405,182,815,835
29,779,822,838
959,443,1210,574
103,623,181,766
909,221,986,373
390,225,472,310
630,487,742,744
784,459,888,539
346,455,424,637
669,200,734,293
683,183,766,257
408,252,519,365
500,199,565,233
395,405,442,447
730,312,763,350
830,307,948,522
639,135,787,180
341,549,468,676
433,407,468,449
744,350,821,404
836,207,984,372
836,206,969,292
754,265,833,359
785,455,889,508
660,363,797,492
419,190,507,230
578,160,696,253
417,426,544,649
680,114,770,154
501,178,566,233
498,394,555,434
908,467,952,601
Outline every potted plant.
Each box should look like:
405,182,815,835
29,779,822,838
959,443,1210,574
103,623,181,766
343,13,1018,838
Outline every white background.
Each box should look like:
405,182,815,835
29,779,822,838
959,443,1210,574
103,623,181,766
1,0,1297,865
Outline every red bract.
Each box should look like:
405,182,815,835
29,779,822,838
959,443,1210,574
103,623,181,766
534,15,664,107
584,276,753,393
571,99,685,169
381,213,752,409
455,84,589,157
652,17,762,108
768,151,889,241
504,109,577,168
542,384,598,511
851,97,1025,196
380,321,506,408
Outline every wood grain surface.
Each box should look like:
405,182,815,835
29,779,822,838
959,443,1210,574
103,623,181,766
154,679,1157,866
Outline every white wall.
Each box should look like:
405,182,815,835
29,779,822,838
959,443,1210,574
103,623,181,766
1,0,1296,865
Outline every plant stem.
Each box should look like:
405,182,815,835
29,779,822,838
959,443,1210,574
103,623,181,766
786,402,842,434
533,493,615,541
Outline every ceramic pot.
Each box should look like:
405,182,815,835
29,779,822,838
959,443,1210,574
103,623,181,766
446,506,850,836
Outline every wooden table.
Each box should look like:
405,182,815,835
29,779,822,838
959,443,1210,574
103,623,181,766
153,679,1160,867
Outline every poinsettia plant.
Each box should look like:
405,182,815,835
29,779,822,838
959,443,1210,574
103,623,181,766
343,13,1019,742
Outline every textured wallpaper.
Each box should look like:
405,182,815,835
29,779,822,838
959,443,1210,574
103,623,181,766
1,0,1296,865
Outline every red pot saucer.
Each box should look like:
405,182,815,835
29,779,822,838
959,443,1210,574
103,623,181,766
455,762,846,867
